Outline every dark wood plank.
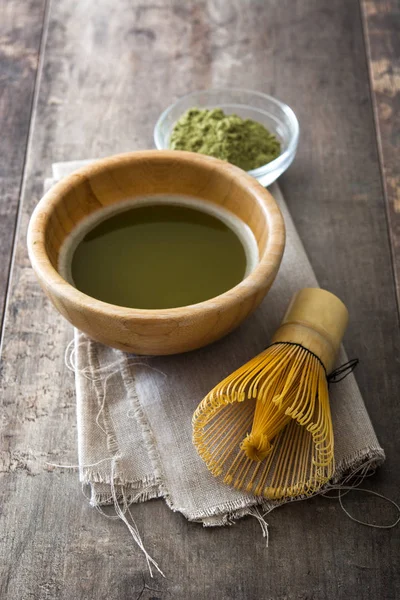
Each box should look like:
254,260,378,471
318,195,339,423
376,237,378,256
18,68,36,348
0,0,47,333
361,0,400,309
1,1,399,598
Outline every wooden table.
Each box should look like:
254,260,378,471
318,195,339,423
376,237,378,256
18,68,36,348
1,1,399,598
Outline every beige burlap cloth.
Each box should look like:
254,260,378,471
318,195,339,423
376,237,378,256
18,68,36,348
50,161,385,526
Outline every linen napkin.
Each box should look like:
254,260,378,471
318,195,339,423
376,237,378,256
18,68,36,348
48,161,385,527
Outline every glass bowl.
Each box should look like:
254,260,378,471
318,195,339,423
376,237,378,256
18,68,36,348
154,88,299,187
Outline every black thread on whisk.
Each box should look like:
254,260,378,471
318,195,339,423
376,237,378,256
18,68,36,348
328,359,359,384
267,342,359,384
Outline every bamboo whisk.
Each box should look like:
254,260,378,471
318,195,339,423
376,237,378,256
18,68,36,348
192,288,349,500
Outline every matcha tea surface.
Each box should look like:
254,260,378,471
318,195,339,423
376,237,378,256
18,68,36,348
70,202,248,309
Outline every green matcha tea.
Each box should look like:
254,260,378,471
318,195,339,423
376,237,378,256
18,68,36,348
62,197,258,310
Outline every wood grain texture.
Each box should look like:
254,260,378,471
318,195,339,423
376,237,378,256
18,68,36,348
1,0,399,598
0,0,47,333
361,0,400,308
27,150,285,354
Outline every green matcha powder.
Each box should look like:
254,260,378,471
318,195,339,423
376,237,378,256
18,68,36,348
169,108,281,171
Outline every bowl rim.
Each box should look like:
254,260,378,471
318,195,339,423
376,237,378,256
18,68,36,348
27,150,285,321
154,87,300,177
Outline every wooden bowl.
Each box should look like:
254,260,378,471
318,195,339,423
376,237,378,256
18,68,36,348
27,151,285,355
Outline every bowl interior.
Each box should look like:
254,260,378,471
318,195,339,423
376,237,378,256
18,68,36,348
42,153,272,284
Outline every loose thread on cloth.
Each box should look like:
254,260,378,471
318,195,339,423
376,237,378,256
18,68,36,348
92,488,155,519
110,459,165,578
65,338,167,382
256,458,400,530
66,338,167,438
321,459,400,529
45,455,121,469
65,340,165,577
248,506,270,547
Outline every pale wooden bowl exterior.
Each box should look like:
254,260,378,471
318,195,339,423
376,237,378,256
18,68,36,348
27,151,285,355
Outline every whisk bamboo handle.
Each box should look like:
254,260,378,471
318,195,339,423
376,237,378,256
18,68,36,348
271,288,348,373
